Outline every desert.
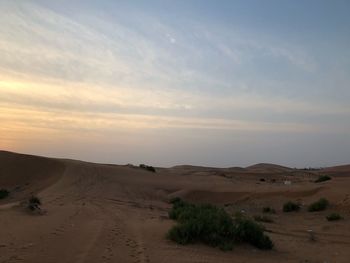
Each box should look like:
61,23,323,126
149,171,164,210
1,1,350,262
1,150,349,263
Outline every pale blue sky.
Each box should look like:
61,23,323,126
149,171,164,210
0,1,349,167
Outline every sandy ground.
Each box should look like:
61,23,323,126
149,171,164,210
0,151,350,263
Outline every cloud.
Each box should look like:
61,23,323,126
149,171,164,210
0,1,318,89
1,75,349,140
0,1,349,142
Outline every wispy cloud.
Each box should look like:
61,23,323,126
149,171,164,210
0,1,318,88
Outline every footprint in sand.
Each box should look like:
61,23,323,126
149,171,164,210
126,238,149,263
101,224,123,262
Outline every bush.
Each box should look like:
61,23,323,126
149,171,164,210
308,198,329,212
326,213,343,221
262,207,276,214
315,175,331,183
168,201,235,249
234,217,274,250
169,197,182,204
0,189,9,199
167,199,273,250
254,215,274,223
28,196,42,211
283,201,300,212
139,164,156,173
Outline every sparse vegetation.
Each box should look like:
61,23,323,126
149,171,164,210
0,189,9,199
167,198,273,250
326,213,343,221
27,196,42,211
254,215,274,223
262,206,276,214
301,167,322,171
139,164,156,173
234,216,273,250
283,201,301,212
315,175,331,183
308,198,329,212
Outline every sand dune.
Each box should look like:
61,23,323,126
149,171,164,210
0,151,350,262
0,151,65,204
322,164,350,177
246,163,293,173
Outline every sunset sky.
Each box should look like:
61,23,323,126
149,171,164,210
1,0,350,167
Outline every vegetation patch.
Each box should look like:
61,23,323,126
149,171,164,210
315,175,331,183
283,201,301,212
254,215,274,223
326,213,343,221
234,216,273,250
308,198,329,212
262,206,276,214
139,164,156,173
167,198,273,251
27,196,42,211
0,189,9,199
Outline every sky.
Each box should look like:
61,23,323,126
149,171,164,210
1,0,350,168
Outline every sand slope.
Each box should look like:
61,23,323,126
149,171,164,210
0,151,350,262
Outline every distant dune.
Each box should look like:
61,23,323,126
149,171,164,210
0,150,350,262
246,163,293,173
322,164,350,176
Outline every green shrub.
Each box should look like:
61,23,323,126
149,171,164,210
167,224,195,245
28,196,42,211
254,215,274,223
234,217,274,250
326,213,343,221
308,198,329,212
0,189,9,199
167,199,273,250
283,201,300,212
315,175,331,183
169,197,182,204
262,207,276,214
